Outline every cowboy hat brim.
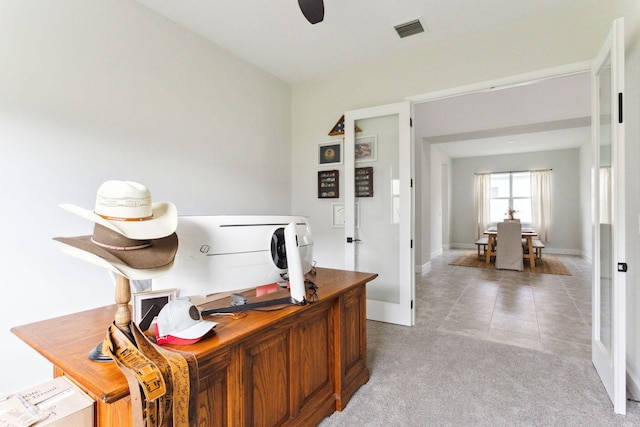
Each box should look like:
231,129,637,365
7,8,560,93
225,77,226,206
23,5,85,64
58,246,176,280
54,231,177,269
59,202,178,239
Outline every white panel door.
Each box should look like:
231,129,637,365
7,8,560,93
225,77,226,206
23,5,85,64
344,102,414,326
592,17,626,415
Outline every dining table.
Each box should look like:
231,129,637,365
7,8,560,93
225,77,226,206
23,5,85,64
484,226,538,267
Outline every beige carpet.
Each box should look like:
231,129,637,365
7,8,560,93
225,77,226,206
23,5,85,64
449,250,572,275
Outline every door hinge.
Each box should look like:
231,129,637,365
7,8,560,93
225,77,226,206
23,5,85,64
410,117,413,127
618,262,628,272
411,300,414,309
410,178,413,188
410,239,413,249
618,92,623,123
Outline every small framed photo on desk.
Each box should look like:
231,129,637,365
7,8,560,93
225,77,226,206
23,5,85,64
132,288,177,325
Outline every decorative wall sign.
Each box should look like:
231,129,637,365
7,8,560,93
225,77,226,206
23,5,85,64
318,170,339,198
332,203,360,228
318,140,343,165
355,135,377,163
355,167,373,197
332,203,346,227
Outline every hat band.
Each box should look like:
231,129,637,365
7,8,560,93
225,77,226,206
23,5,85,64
90,237,152,251
96,212,154,222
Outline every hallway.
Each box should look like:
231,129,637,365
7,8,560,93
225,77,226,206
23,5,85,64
417,249,592,360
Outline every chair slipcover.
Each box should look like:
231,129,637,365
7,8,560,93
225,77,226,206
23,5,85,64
495,221,523,271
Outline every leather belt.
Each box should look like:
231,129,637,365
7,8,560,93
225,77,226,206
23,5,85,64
103,322,199,427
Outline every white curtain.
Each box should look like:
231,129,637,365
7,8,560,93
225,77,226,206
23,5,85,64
474,173,491,239
531,170,551,242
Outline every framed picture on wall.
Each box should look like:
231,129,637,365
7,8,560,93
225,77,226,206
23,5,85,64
332,203,360,228
318,170,339,198
332,203,345,227
318,140,343,165
355,135,377,163
355,167,373,197
132,288,177,326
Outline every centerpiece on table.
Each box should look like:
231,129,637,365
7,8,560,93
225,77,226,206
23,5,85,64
505,208,519,220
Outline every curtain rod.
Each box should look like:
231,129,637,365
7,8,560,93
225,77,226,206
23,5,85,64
474,168,552,175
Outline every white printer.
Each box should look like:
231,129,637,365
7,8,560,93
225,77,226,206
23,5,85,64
153,215,313,298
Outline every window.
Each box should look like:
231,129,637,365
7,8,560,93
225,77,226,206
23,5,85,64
489,172,531,224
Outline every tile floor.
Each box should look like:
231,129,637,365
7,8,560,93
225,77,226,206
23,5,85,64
417,249,592,360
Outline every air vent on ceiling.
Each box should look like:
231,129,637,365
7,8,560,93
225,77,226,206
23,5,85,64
394,18,425,38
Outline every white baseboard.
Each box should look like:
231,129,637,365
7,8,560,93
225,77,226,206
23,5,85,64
627,367,640,401
430,247,443,259
451,243,476,250
416,261,431,274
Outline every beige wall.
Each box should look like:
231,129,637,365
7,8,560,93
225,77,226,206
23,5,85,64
4,0,640,409
0,0,291,392
449,148,583,254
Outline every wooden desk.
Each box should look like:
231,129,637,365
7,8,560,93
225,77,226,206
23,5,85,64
12,268,376,427
484,227,538,268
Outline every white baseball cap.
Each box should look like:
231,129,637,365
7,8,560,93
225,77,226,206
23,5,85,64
155,299,217,345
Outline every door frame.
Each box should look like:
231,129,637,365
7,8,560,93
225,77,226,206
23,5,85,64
407,62,592,104
407,58,624,414
407,61,591,271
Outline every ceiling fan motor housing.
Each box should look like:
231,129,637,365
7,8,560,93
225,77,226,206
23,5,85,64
298,0,324,24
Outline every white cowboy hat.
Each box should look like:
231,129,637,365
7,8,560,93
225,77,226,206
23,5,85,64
60,180,177,239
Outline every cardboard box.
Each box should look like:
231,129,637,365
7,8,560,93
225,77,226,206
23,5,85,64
18,376,94,427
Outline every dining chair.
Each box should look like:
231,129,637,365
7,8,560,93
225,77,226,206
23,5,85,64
495,221,524,271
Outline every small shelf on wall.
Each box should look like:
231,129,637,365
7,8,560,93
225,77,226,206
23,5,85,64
328,115,362,136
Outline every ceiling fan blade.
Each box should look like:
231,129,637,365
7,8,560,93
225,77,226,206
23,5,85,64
298,0,324,24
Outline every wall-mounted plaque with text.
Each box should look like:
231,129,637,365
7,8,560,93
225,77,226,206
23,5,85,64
355,167,373,197
318,170,339,198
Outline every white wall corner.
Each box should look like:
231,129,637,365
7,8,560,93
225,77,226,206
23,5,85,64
431,248,444,259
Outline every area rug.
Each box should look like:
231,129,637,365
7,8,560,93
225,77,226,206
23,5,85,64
449,250,572,275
